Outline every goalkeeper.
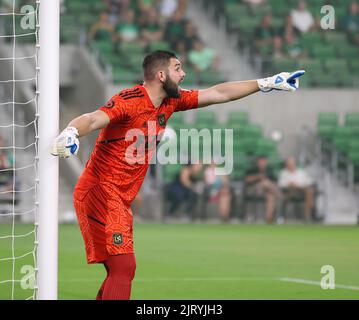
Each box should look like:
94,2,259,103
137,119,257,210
52,50,304,300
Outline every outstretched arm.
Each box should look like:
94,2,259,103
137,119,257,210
198,80,259,108
198,70,305,108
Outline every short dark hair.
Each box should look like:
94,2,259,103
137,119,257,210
142,50,178,81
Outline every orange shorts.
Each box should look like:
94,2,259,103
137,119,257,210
73,183,134,264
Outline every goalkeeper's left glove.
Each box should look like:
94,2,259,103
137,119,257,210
257,70,305,93
51,126,79,158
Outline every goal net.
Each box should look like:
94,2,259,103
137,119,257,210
0,0,59,300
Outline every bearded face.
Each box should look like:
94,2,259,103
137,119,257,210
162,72,181,98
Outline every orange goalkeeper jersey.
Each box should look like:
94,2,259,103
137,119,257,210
75,84,198,205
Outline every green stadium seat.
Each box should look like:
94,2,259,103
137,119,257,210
350,60,359,75
333,126,355,154
167,113,185,129
254,138,277,157
318,125,337,142
234,138,258,155
66,1,89,13
310,45,337,59
271,58,298,73
336,46,359,59
149,41,171,52
297,59,323,74
224,3,248,20
199,69,223,85
119,42,144,56
195,111,217,128
92,40,113,54
317,112,339,126
345,113,359,127
270,0,291,17
112,67,138,83
226,111,249,127
299,32,324,48
324,59,348,73
323,31,349,46
349,140,359,153
239,124,263,139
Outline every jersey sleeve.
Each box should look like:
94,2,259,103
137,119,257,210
173,89,199,112
99,94,127,124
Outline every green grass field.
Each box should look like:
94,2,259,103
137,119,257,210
0,223,359,300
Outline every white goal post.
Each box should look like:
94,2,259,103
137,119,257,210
37,0,59,300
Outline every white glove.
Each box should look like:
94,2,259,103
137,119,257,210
51,127,79,158
257,70,305,93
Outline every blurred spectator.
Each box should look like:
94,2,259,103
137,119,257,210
182,20,198,51
173,40,189,66
159,0,187,19
137,0,157,12
278,156,315,222
280,14,300,39
244,156,280,224
131,193,143,218
166,164,203,217
0,136,12,170
204,163,232,222
0,135,13,194
88,12,114,42
164,8,187,49
139,8,164,45
283,29,306,59
290,0,315,34
115,9,140,43
272,36,285,59
254,14,276,49
103,0,131,25
188,38,219,72
243,0,267,6
342,1,359,45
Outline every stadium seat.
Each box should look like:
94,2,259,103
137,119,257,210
333,126,355,154
254,138,277,157
271,58,298,73
323,31,349,46
195,111,217,128
318,125,337,142
299,32,324,49
324,59,349,74
310,45,337,59
297,59,323,74
167,113,185,129
317,112,339,127
239,124,263,140
345,113,359,127
199,69,223,85
336,46,359,59
234,138,259,156
226,111,250,127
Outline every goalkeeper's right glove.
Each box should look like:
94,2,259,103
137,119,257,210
51,126,79,158
257,70,305,93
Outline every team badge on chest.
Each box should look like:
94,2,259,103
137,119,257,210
157,114,166,127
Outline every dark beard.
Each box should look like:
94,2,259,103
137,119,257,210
163,77,180,98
